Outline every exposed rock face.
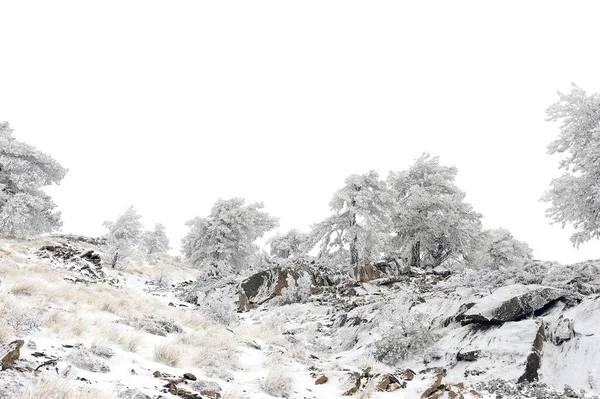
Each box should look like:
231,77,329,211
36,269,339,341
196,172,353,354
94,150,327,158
460,285,565,324
239,267,311,305
546,315,576,345
518,320,545,383
1,340,24,370
36,243,106,283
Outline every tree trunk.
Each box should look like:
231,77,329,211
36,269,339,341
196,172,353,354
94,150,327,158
350,233,359,267
410,240,421,268
111,250,119,269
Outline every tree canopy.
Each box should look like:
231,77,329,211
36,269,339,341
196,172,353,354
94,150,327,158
0,122,68,238
103,205,143,268
309,171,390,267
542,84,600,247
388,153,482,268
181,198,279,271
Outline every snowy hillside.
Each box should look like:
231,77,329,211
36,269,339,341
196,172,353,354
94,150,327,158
1,236,600,399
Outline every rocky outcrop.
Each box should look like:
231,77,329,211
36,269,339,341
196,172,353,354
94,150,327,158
517,320,545,383
239,267,312,306
545,315,576,345
460,285,565,324
36,243,107,283
1,340,24,370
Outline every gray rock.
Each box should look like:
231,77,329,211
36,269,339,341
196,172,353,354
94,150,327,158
190,380,222,394
546,315,576,345
117,388,152,399
240,267,312,305
461,284,565,324
517,320,545,383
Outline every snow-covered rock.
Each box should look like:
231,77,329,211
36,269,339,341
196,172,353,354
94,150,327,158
460,284,565,324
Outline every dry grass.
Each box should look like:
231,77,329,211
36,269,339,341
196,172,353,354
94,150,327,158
263,367,293,398
102,326,142,353
154,342,181,367
17,376,116,399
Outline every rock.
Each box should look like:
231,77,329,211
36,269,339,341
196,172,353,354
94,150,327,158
315,375,328,385
66,346,110,373
354,264,376,282
517,320,545,383
457,350,481,362
37,244,106,282
239,267,312,305
1,340,24,370
200,390,221,399
432,264,451,277
117,316,183,336
376,374,401,392
546,315,576,345
399,368,416,381
237,291,250,312
421,373,444,398
190,380,222,396
153,371,162,378
460,284,565,324
90,343,115,359
342,372,361,396
117,388,152,399
183,372,197,381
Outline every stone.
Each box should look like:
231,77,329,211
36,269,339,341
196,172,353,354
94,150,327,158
183,372,197,381
191,380,222,395
1,340,24,370
546,315,575,345
460,284,565,324
153,370,162,378
399,368,416,381
421,373,444,398
342,372,361,396
117,388,152,399
376,374,401,392
315,375,328,385
457,350,481,362
237,291,250,312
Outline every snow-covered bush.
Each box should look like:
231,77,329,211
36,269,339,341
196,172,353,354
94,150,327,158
371,311,439,366
17,375,115,399
198,295,238,326
263,368,293,398
102,206,143,269
4,306,43,334
154,342,181,367
274,274,312,305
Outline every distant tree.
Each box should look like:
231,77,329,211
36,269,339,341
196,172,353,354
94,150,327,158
542,84,600,247
0,122,67,238
103,206,143,268
181,198,279,272
468,228,533,269
141,223,170,255
309,171,390,267
388,154,482,268
267,229,308,259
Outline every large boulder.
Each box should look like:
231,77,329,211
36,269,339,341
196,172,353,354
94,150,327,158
1,340,24,370
239,267,312,306
460,285,565,324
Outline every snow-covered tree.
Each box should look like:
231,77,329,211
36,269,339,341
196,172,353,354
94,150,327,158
267,229,308,259
388,154,482,268
181,198,279,271
309,171,391,267
0,122,67,238
468,228,533,269
141,223,170,255
542,84,600,247
103,206,143,268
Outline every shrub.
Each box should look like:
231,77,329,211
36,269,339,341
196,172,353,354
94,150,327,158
263,368,293,398
371,311,439,366
274,274,312,305
154,342,181,367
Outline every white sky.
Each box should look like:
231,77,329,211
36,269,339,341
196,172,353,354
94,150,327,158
1,1,600,264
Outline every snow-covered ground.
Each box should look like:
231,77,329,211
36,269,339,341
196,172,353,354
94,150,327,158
1,236,599,399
